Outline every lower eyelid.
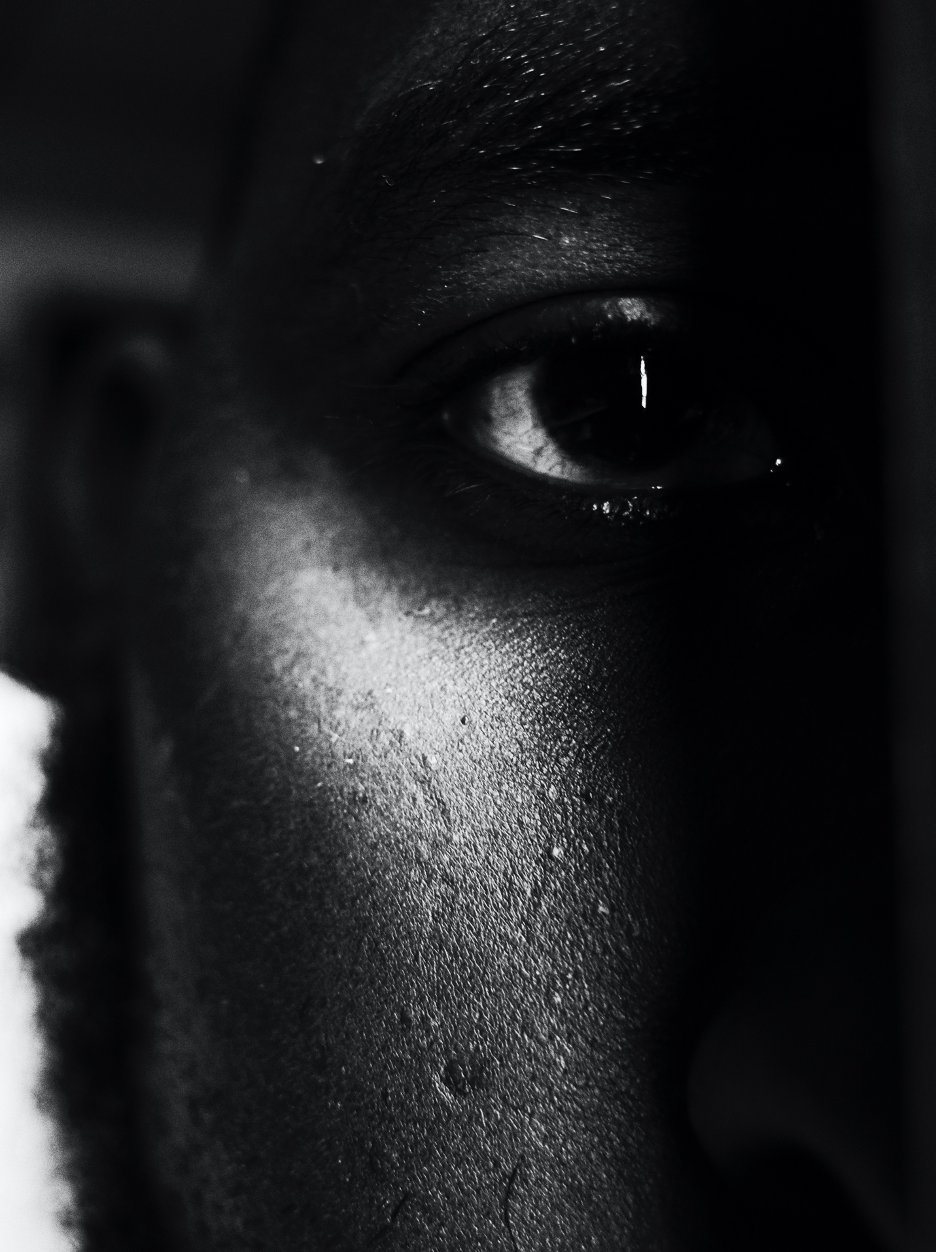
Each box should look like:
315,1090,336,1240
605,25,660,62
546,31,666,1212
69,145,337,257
407,432,819,572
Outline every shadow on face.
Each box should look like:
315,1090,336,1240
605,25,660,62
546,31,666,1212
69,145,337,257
11,0,903,1249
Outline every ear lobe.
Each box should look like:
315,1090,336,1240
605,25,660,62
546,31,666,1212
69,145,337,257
6,297,187,698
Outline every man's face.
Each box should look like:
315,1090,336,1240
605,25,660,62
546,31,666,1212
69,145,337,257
126,0,899,1245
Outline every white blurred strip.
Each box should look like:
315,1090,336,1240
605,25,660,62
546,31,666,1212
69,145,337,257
0,670,71,1251
0,208,196,1248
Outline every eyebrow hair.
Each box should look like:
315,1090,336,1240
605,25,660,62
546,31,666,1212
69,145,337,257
338,1,710,245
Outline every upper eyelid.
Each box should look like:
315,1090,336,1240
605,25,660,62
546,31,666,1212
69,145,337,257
387,290,688,405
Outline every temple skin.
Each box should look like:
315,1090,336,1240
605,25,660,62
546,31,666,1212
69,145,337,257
35,0,902,1246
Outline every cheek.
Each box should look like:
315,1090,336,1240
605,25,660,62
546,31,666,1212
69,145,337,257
130,432,889,1247
130,480,706,1247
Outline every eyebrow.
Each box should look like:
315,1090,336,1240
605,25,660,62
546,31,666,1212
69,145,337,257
338,2,709,242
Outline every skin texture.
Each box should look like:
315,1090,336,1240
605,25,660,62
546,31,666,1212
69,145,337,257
34,0,902,1247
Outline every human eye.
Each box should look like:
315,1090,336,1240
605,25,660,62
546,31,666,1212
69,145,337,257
443,325,779,493
417,294,783,494
389,293,818,563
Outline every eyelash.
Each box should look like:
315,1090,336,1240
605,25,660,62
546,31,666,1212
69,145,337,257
394,291,680,402
388,420,819,573
368,291,830,561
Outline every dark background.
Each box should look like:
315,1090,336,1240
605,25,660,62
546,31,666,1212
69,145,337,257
0,0,266,232
0,8,268,1244
0,0,268,670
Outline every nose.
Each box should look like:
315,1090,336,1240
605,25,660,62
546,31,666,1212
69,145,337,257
688,860,903,1251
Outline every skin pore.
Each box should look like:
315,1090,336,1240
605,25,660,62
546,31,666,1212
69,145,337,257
22,0,902,1247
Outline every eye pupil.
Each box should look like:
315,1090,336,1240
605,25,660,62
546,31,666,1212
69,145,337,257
536,342,715,471
442,306,779,493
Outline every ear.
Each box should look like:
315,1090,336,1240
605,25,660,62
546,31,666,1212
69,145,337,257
4,293,188,700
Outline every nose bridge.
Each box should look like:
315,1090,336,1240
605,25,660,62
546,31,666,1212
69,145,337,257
687,869,903,1250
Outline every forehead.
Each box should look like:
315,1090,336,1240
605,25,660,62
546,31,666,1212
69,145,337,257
243,0,868,210
218,0,873,403
226,0,870,312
